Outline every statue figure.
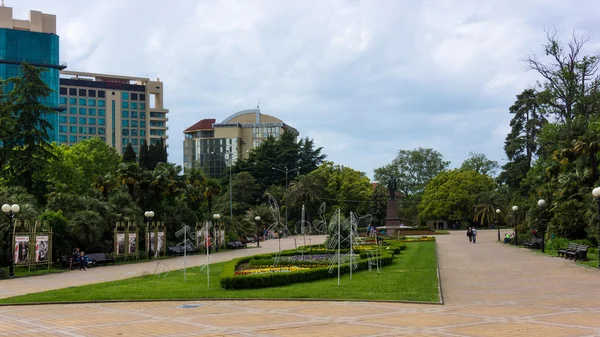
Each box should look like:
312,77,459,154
387,176,397,200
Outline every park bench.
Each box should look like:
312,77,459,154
167,245,196,256
227,241,247,249
565,244,589,261
87,253,115,267
557,243,578,258
523,238,542,250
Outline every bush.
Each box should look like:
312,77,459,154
546,237,569,250
0,268,8,280
220,251,396,290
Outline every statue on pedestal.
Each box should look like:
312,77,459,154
387,176,397,200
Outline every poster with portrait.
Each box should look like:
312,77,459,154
116,233,125,255
14,236,30,264
218,230,226,246
128,233,137,254
35,235,49,263
147,232,155,252
157,231,165,253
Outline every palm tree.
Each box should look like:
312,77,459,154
203,179,221,214
94,174,117,200
473,191,507,227
69,210,106,251
287,174,323,206
117,162,141,197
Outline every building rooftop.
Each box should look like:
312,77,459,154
184,118,216,133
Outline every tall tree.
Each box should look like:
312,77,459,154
461,152,499,176
139,139,149,169
123,143,137,163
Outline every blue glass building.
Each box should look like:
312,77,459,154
0,7,65,143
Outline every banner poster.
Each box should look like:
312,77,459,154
128,233,137,254
14,236,29,264
157,231,165,252
147,232,155,252
35,235,49,263
116,233,125,255
219,230,226,245
196,230,204,247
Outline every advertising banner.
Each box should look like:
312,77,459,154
14,236,30,264
128,233,137,254
157,231,165,252
116,233,125,255
35,235,49,263
147,232,155,252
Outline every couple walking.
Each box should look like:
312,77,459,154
466,227,477,243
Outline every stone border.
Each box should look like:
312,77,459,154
435,240,444,305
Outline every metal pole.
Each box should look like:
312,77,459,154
8,212,14,277
596,198,600,269
285,167,288,232
256,219,260,247
540,208,545,253
184,225,187,282
229,153,233,220
146,218,152,261
337,211,341,286
513,210,518,245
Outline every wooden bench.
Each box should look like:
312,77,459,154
167,245,196,256
557,243,578,258
565,244,589,261
61,255,79,269
523,238,542,250
87,253,115,266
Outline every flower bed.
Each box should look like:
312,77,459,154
235,266,310,275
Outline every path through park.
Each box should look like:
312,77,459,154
1,230,600,336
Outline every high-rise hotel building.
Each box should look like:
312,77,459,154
58,71,168,153
0,6,65,142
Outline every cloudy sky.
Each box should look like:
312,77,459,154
12,0,600,179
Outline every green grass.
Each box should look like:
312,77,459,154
434,230,449,234
0,242,439,304
12,266,66,278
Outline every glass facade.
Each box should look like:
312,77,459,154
183,138,238,178
0,28,61,143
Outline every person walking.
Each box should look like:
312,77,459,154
472,227,478,243
467,227,473,243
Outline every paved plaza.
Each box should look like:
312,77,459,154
1,231,599,336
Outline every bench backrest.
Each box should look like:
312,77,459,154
574,244,589,251
87,253,107,260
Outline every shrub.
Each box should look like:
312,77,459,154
220,251,395,290
0,268,8,280
546,237,569,250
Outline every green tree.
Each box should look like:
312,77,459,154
418,169,497,223
117,162,142,197
123,143,137,163
203,178,221,214
139,139,149,169
473,191,507,227
461,152,499,176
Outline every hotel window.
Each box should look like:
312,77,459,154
98,100,106,107
59,87,67,95
89,118,96,125
122,138,129,145
122,120,129,127
69,117,77,124
69,97,76,105
79,98,86,106
131,111,138,118
79,136,87,141
89,108,96,116
69,107,77,115
131,120,138,127
132,138,138,145
69,126,77,133
59,125,67,133
122,92,129,100
89,127,96,134
140,130,146,137
88,90,96,97
78,89,86,96
131,93,138,100
98,90,106,98
140,112,146,119
122,110,129,118
140,121,146,128
131,102,138,109
59,135,67,142
131,129,138,136
122,129,129,136
98,109,105,116
98,118,105,125
88,99,96,106
69,88,76,96
59,97,67,105
69,135,77,143
140,102,146,110
79,108,86,115
79,117,86,124
98,127,106,135
122,101,129,109
100,136,106,142
79,127,87,134
59,116,67,123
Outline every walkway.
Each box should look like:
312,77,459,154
1,231,599,336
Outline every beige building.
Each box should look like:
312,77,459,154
183,108,299,177
58,71,168,154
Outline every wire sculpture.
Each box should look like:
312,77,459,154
175,224,196,282
266,194,288,265
197,220,212,287
312,202,328,234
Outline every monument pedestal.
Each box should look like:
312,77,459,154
385,200,400,227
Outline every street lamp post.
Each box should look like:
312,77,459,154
538,199,546,253
272,166,299,231
144,211,154,260
495,209,501,242
2,204,20,277
226,151,233,221
591,187,600,269
213,214,220,252
512,205,519,245
255,216,261,247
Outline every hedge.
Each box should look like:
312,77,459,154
219,250,396,290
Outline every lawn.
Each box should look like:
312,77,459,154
0,241,440,304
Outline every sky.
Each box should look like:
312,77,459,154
10,0,600,180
